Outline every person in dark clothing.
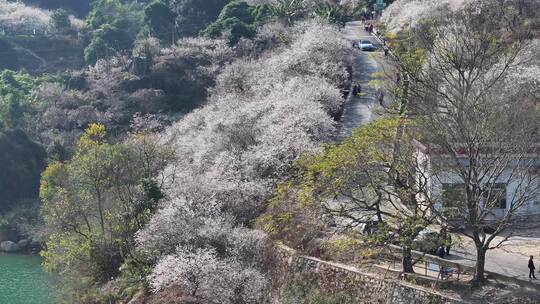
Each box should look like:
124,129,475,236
445,234,452,255
437,246,445,259
440,227,452,256
529,256,536,279
352,83,361,96
377,90,384,107
383,46,389,56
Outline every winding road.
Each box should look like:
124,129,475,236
338,21,384,138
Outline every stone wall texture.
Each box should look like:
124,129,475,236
276,246,464,304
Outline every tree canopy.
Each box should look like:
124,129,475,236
0,129,46,212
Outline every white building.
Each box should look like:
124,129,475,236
414,141,540,223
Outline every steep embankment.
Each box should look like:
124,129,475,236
0,36,83,73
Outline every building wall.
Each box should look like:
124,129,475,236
430,169,540,220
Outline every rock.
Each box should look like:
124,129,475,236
0,241,21,252
17,239,29,249
0,229,17,243
29,240,42,252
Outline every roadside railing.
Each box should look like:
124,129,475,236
384,244,476,285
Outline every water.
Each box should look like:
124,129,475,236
0,253,54,304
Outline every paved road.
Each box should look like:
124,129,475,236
449,237,540,284
338,21,383,139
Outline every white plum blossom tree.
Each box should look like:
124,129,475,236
138,20,351,300
381,0,470,33
0,0,82,34
149,248,267,304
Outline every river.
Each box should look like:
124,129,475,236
0,253,54,304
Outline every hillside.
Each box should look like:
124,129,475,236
0,36,83,73
0,0,539,303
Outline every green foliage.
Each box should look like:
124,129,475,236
261,116,432,263
203,1,272,44
312,4,352,28
385,29,426,76
0,70,60,129
144,0,177,44
281,282,357,304
119,250,154,291
204,18,255,45
0,199,42,233
219,0,256,23
40,124,171,296
268,0,306,24
83,36,116,65
296,117,404,197
84,0,144,64
50,9,71,33
52,271,118,304
0,129,46,212
250,2,272,24
173,0,231,38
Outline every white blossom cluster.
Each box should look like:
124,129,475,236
381,0,470,33
138,20,350,301
149,248,266,304
0,0,81,35
504,39,540,101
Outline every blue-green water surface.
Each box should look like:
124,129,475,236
0,253,53,304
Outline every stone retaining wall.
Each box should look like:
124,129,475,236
276,246,464,304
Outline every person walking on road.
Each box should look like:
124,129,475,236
529,256,536,279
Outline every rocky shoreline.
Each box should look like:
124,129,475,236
0,239,41,253
0,229,41,254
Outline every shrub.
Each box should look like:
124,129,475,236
50,8,71,33
0,129,46,212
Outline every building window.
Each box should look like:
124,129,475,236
483,184,507,209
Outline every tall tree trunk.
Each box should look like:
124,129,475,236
403,246,414,273
474,247,487,284
96,187,106,240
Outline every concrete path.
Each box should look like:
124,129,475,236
447,236,540,284
338,21,383,139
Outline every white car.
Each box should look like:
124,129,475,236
359,40,375,51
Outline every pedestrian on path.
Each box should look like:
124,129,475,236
445,233,452,255
377,90,385,106
383,46,389,56
529,256,536,279
437,246,445,259
352,83,361,96
440,227,452,256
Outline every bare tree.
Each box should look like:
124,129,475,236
394,1,540,284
